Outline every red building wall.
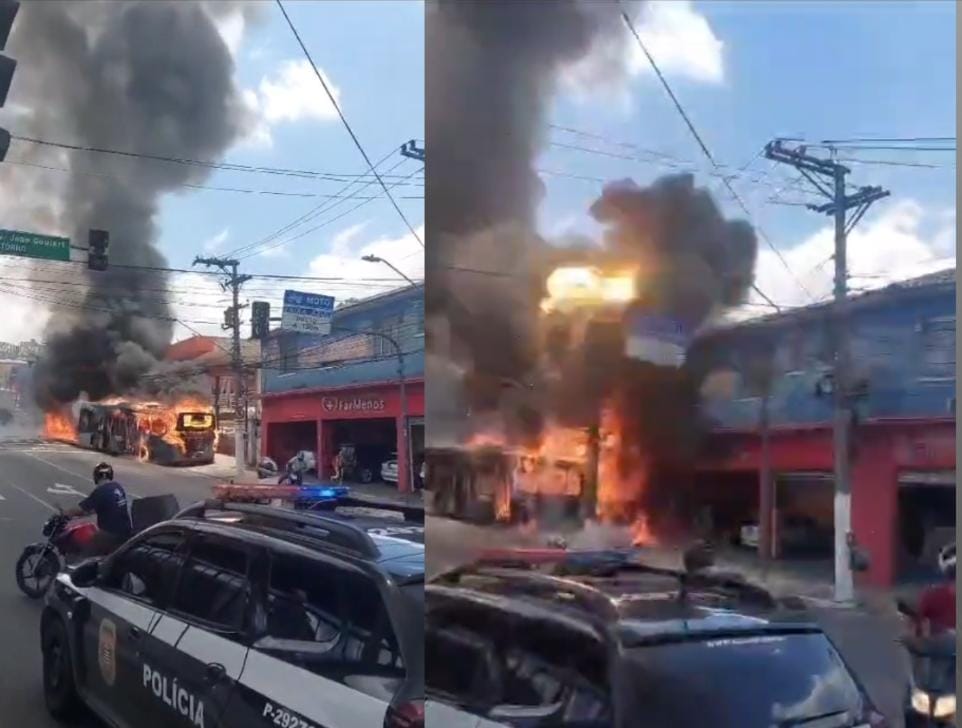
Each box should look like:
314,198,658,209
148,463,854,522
698,418,955,587
261,379,425,493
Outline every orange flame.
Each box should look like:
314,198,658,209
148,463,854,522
43,410,77,442
460,403,658,544
133,395,215,460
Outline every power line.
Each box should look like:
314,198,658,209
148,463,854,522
274,0,424,248
0,256,418,285
8,134,424,184
816,136,954,145
226,152,406,258
619,7,810,309
240,163,424,260
2,158,424,199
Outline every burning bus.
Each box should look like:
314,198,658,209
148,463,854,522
135,402,216,466
45,397,216,466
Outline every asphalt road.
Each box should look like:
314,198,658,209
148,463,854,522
0,439,218,728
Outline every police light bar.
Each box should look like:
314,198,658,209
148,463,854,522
298,485,349,501
476,547,569,565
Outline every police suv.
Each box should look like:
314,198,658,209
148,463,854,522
426,547,887,728
40,498,425,728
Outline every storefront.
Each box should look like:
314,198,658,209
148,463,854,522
260,378,425,493
697,418,955,588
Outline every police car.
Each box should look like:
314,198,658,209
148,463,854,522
426,547,887,728
40,497,425,728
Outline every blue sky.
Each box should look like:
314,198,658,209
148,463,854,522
537,0,955,314
159,0,425,337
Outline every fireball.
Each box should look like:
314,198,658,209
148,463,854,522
541,265,637,313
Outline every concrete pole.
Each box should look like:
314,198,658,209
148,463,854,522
832,165,854,604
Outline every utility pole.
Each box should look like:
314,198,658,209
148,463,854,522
764,140,889,603
400,139,425,162
194,256,252,481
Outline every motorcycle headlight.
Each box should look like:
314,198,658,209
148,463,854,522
911,688,956,718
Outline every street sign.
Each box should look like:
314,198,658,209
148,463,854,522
624,313,691,367
281,289,334,335
0,229,70,261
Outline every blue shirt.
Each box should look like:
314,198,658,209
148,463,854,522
79,480,132,536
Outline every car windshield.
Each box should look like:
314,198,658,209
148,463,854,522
620,633,865,728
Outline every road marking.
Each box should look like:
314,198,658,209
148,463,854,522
22,452,92,482
48,482,85,497
1,479,56,512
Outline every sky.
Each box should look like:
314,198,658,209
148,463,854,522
0,0,953,343
0,0,425,343
538,0,956,318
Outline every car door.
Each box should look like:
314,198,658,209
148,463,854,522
222,550,398,727
80,528,189,728
144,532,257,728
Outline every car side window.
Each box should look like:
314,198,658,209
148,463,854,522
170,537,250,631
258,553,404,681
103,531,186,606
426,591,612,724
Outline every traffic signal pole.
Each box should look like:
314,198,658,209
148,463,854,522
764,140,889,603
194,256,252,481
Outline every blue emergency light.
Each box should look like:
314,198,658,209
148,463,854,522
296,484,349,502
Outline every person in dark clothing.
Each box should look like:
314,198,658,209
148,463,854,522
65,462,133,556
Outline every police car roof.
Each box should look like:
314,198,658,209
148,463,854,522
174,501,424,579
430,549,815,643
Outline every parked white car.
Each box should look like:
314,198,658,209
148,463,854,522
381,456,399,483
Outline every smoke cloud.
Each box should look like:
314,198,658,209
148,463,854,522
0,1,258,410
426,0,639,443
425,0,758,481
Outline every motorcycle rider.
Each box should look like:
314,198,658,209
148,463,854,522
278,451,307,486
917,543,956,637
64,462,133,556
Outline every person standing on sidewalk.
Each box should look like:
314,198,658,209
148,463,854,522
917,543,955,636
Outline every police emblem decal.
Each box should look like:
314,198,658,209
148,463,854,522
98,618,117,686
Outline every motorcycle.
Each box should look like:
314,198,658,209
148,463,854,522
896,598,957,727
15,507,98,599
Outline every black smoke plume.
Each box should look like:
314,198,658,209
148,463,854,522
0,1,257,410
425,0,638,444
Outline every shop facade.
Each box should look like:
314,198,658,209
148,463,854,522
259,284,425,493
261,378,425,493
690,270,956,589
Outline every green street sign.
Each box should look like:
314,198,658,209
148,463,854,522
0,229,70,262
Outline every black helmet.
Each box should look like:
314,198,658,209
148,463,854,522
93,462,114,484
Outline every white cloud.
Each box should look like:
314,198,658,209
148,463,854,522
238,59,342,148
628,1,724,84
562,0,724,102
307,223,424,303
201,227,230,253
212,9,246,59
739,199,955,317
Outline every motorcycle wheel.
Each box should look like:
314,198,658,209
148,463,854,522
16,545,60,599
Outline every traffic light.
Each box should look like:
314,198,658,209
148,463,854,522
88,229,108,271
0,1,19,164
251,301,270,340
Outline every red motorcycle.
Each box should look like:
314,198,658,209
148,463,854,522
15,507,98,599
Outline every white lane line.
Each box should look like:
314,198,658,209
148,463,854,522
2,479,56,512
48,483,85,497
21,452,142,499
